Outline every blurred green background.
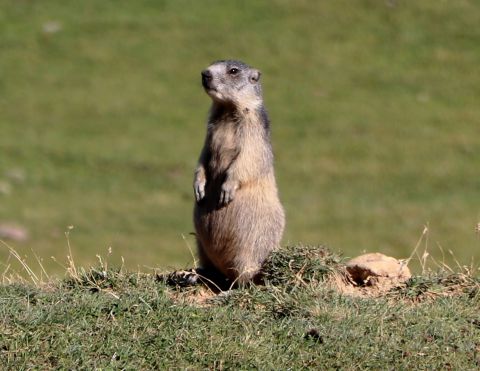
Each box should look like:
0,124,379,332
1,0,479,276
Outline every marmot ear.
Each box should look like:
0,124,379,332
249,69,261,83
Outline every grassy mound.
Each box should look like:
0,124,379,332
1,245,479,369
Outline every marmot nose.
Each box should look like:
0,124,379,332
201,70,212,88
201,70,212,80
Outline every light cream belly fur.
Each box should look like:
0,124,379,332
194,176,285,280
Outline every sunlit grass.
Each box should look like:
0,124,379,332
1,0,479,274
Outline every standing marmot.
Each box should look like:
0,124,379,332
193,60,285,285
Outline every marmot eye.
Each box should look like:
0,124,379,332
229,67,239,75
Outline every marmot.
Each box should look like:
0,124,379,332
193,60,285,285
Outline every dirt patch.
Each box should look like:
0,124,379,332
328,270,410,298
166,285,218,306
160,269,222,306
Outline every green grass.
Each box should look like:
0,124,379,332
1,0,480,274
1,245,479,369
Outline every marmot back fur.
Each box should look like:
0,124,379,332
193,60,285,285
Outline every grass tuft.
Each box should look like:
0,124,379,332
390,272,480,302
262,244,344,288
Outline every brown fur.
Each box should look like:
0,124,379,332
193,60,285,285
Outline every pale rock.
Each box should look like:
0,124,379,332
0,224,29,241
346,253,411,285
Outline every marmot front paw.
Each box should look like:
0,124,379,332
194,179,206,202
220,180,239,205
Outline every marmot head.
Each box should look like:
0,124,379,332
201,60,262,108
